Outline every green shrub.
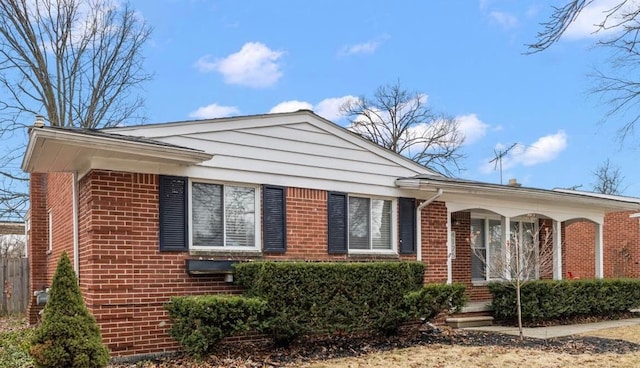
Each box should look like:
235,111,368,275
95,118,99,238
405,283,468,321
165,295,267,357
29,252,109,368
0,325,34,368
488,278,640,323
234,261,425,345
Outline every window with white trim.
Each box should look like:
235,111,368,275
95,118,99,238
470,217,539,281
190,182,260,250
348,196,394,251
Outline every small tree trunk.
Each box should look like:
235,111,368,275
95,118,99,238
516,277,523,341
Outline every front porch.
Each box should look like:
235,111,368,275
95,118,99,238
397,175,639,304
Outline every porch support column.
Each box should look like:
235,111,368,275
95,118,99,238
502,216,511,280
595,222,604,279
552,220,562,280
446,207,452,285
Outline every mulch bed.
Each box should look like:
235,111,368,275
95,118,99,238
112,326,640,367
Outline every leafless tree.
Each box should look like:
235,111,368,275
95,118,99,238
341,81,465,176
0,233,26,259
0,0,152,220
591,158,626,195
472,221,555,340
528,1,640,141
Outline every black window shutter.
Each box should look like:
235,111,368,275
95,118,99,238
159,176,188,251
327,191,348,254
263,185,287,253
398,197,417,254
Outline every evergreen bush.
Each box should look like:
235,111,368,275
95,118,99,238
488,278,640,323
234,261,425,345
404,283,468,320
29,252,110,368
165,295,267,358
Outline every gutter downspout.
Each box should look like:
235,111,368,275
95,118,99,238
72,172,79,276
416,189,443,262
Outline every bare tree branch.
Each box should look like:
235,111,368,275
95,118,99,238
0,0,152,220
528,1,640,144
341,80,465,176
591,158,626,194
526,0,593,53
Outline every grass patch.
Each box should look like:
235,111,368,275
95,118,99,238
302,345,640,368
580,324,640,344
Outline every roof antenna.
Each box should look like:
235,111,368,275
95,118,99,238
489,143,517,184
34,115,45,128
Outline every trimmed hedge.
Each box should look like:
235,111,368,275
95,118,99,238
165,295,267,357
489,279,640,323
234,261,425,344
405,283,468,320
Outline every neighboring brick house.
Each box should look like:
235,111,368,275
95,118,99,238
21,110,639,358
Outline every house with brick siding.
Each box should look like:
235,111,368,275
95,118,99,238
21,110,640,358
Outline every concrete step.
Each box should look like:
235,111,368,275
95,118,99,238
446,316,494,328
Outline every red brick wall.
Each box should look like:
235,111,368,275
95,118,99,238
27,173,48,324
46,173,75,280
266,187,342,260
421,201,448,283
267,187,416,261
34,171,450,358
77,171,239,356
564,212,640,279
564,221,595,279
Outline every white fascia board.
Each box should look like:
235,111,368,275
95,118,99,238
396,178,640,212
22,127,213,172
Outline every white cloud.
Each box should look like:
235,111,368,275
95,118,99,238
340,41,379,56
517,130,568,165
489,11,518,29
481,130,568,173
270,96,358,121
314,96,358,120
194,42,284,88
189,103,240,119
564,0,639,39
339,35,390,56
269,100,313,114
456,114,490,145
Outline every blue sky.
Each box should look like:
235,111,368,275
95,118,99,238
133,0,638,195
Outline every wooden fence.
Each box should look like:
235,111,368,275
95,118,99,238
1,257,29,315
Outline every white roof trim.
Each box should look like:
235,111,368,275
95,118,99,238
553,188,640,203
396,177,640,211
22,127,213,173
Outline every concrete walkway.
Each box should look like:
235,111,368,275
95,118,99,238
463,318,640,339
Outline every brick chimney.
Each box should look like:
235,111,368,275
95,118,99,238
507,178,521,187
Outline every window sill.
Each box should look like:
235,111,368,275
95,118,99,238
189,249,263,259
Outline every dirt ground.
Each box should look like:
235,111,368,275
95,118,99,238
112,324,640,368
4,315,640,368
